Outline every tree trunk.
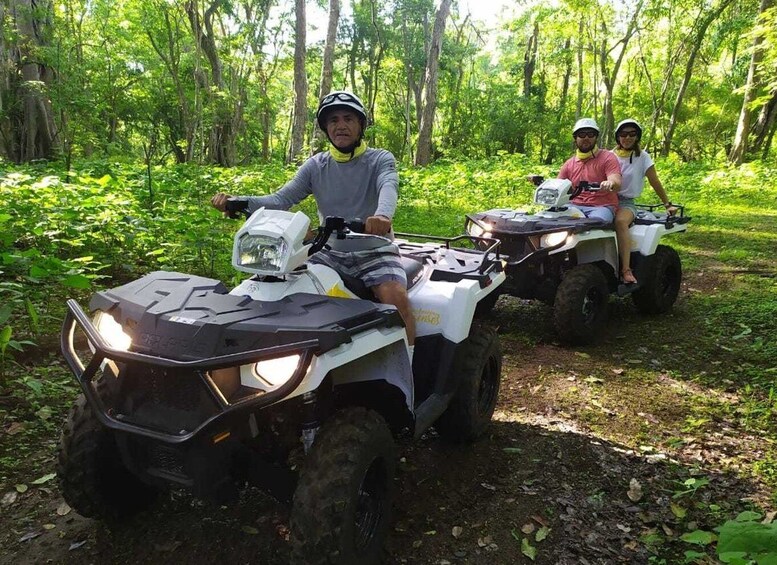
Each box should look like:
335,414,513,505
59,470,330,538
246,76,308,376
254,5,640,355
728,0,774,164
415,0,452,166
288,0,308,163
575,18,584,120
311,0,340,153
187,0,241,166
751,88,777,156
1,0,58,162
661,0,734,157
599,0,643,145
523,22,538,98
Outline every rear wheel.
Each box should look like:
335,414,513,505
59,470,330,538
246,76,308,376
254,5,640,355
435,326,502,443
290,407,395,565
57,391,161,521
632,245,682,314
553,264,609,344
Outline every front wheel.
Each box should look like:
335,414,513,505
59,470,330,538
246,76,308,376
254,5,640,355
290,407,395,565
57,392,161,521
553,264,610,344
632,245,682,314
435,325,502,443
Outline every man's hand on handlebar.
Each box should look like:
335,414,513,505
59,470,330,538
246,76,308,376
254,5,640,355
365,215,392,236
599,180,616,192
211,192,232,214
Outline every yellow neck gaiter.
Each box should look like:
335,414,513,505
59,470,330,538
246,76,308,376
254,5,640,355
576,148,596,160
330,140,368,163
614,148,633,158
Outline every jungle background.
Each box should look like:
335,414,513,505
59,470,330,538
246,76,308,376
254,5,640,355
1,0,776,563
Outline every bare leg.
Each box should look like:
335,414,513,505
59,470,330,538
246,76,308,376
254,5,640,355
615,208,637,284
372,280,415,345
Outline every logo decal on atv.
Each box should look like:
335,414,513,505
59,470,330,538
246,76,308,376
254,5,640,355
169,316,197,325
412,308,440,325
326,284,353,299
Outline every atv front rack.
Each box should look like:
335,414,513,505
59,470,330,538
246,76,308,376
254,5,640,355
61,299,395,444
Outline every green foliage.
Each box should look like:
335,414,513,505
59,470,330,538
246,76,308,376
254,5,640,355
716,512,777,564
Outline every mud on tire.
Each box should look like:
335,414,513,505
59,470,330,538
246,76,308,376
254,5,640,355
435,325,502,443
553,264,609,345
290,407,395,565
57,390,160,521
632,245,682,314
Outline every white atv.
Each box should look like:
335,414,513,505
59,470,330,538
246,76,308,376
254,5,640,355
57,201,505,564
466,177,690,344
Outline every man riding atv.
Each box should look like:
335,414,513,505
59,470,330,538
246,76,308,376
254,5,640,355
558,118,622,224
211,90,415,349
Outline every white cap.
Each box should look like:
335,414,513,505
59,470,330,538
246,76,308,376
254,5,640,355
572,118,600,136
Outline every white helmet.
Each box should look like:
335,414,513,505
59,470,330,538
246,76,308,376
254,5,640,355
615,118,643,140
572,118,600,136
316,91,368,130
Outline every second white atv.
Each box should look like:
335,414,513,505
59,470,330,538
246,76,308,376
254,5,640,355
57,202,505,564
466,177,690,344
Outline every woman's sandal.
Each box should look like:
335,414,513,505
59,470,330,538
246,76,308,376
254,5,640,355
621,268,638,285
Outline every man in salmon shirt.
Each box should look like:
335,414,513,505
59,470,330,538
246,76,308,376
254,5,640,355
558,118,622,223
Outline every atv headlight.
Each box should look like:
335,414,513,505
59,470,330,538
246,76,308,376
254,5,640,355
467,222,492,238
535,188,559,207
237,234,287,273
94,312,132,351
253,354,301,387
541,231,569,248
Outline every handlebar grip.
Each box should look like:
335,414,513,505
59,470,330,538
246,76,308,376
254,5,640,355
225,198,249,219
346,220,366,233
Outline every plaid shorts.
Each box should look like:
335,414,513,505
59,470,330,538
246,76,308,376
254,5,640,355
309,244,407,288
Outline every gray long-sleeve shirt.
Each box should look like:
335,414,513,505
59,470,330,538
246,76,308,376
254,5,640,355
244,148,399,224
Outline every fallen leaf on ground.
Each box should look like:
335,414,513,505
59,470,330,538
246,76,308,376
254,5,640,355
241,525,259,534
31,473,56,485
154,540,182,552
451,526,463,538
521,537,537,560
480,482,496,491
535,526,550,542
19,531,41,543
575,352,590,359
531,515,549,527
477,536,493,547
2,491,18,505
56,502,71,516
612,368,625,375
15,484,27,493
43,524,56,530
627,478,643,502
69,540,87,551
412,540,422,548
6,422,25,435
521,523,535,534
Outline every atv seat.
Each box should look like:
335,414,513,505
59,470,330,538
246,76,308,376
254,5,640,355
341,256,425,300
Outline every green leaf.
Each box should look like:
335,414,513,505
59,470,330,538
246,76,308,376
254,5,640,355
0,325,12,353
735,511,763,522
502,447,523,454
25,298,39,334
681,530,717,546
63,274,91,289
521,537,537,560
671,502,687,519
535,526,550,542
717,519,777,556
0,304,12,325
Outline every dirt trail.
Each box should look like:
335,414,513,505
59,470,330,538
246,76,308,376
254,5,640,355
1,281,771,564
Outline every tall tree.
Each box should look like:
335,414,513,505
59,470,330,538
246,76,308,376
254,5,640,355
597,0,643,145
288,0,308,163
415,0,451,166
0,0,58,162
660,0,735,157
312,0,340,151
729,0,775,164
